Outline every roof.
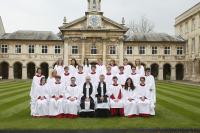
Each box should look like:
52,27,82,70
125,33,185,42
0,30,62,41
0,16,5,35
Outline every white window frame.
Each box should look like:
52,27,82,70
29,45,35,54
91,44,97,55
71,45,79,55
139,46,145,55
109,46,116,55
164,46,171,55
0,44,8,53
152,46,158,55
15,45,21,54
55,45,61,54
177,47,183,55
126,46,133,55
42,45,48,54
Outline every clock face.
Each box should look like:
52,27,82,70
89,15,101,27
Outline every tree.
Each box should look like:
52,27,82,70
127,16,155,35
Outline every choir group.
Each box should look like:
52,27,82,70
30,58,156,118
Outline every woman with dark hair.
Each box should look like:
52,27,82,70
69,58,78,75
83,58,91,75
123,78,138,118
30,68,45,116
80,76,95,117
54,59,64,76
32,77,49,117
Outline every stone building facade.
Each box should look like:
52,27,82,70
175,2,200,82
0,0,186,81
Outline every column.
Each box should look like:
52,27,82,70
158,67,163,80
8,66,14,80
171,66,176,80
119,41,124,65
64,39,69,66
103,41,107,65
81,37,86,64
22,66,27,80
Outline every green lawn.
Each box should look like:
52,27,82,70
0,80,199,129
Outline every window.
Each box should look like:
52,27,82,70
55,45,61,54
139,46,145,55
91,44,97,54
126,46,133,55
42,45,48,54
164,47,171,55
15,45,21,53
192,18,195,31
192,38,195,53
0,44,8,53
152,46,158,55
109,46,116,54
177,47,183,55
72,46,78,54
29,45,34,54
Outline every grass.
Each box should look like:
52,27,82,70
0,80,199,129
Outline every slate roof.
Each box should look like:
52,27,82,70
125,33,185,42
0,30,62,41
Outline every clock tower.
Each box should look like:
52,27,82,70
86,0,102,28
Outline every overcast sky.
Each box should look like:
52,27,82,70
0,0,199,35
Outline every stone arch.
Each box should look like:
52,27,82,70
0,61,9,79
27,62,36,79
163,63,171,80
151,63,159,78
13,62,22,79
40,62,49,78
176,63,184,80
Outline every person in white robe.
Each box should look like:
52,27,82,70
48,75,65,118
95,75,110,117
68,58,78,75
63,77,80,118
145,68,156,116
109,76,124,117
96,58,106,75
88,65,99,88
104,65,114,87
116,66,128,87
123,58,132,76
80,76,95,117
110,60,119,76
74,65,87,87
30,68,45,116
123,78,138,118
136,77,151,117
135,59,145,76
129,65,140,86
83,58,91,75
32,77,49,117
61,66,72,89
47,70,57,88
54,59,64,76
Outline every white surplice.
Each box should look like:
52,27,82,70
96,64,106,75
89,72,100,88
83,65,91,75
32,84,49,117
61,73,72,89
48,82,65,116
123,88,138,116
136,65,145,77
69,65,78,75
124,65,132,76
104,73,114,87
108,84,123,108
63,85,80,115
145,75,156,115
54,65,64,76
136,84,151,115
74,72,87,87
129,73,140,86
111,66,119,76
116,73,128,86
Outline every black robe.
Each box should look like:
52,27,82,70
80,82,95,110
95,82,108,103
